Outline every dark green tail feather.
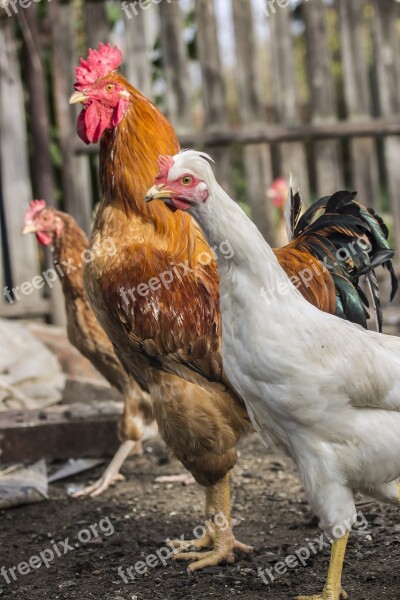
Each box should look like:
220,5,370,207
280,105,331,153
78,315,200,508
293,190,398,331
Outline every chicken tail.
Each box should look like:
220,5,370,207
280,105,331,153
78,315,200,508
291,190,398,331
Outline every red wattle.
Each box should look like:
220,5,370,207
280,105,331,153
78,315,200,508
77,109,90,144
36,231,53,247
76,98,129,145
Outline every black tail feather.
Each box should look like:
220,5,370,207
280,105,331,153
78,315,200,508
293,190,398,331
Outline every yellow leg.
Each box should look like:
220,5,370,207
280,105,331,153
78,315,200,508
169,472,253,572
297,532,349,600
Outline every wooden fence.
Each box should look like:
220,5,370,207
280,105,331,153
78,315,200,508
1,0,400,324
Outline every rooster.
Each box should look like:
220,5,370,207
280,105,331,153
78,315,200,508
69,43,396,571
22,200,157,497
147,149,400,599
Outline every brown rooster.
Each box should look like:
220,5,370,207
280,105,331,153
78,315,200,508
69,44,396,571
22,200,157,497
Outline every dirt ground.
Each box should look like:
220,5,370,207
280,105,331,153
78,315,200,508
0,431,399,600
1,305,399,600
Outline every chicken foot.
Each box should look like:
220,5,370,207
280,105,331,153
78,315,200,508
73,440,139,498
296,532,349,600
169,472,253,572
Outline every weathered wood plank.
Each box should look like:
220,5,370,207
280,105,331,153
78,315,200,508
303,0,343,194
0,402,122,462
85,0,110,48
231,0,275,242
338,0,380,210
268,2,310,201
124,8,153,100
0,19,41,298
76,119,400,155
48,0,93,236
20,4,66,326
195,0,233,196
373,0,400,255
159,0,191,128
20,4,56,204
177,119,400,146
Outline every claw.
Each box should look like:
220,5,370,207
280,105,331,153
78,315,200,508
167,532,213,552
72,439,136,498
73,473,125,498
172,531,253,572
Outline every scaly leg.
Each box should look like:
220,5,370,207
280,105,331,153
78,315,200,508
297,532,349,600
169,472,253,572
73,440,137,498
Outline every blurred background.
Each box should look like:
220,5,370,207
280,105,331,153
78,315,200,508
1,0,400,324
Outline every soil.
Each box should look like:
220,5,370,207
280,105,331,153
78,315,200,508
1,306,399,600
0,432,399,600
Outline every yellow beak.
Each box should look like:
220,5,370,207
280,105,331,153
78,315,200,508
69,91,90,105
145,184,173,203
21,223,37,235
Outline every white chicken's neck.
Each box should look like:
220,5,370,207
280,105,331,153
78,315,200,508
191,184,300,300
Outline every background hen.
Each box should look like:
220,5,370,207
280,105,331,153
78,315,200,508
22,200,156,497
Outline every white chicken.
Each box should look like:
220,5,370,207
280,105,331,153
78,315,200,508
146,150,400,600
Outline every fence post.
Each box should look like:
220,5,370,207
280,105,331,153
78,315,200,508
195,0,233,196
303,0,343,195
338,0,380,211
85,0,110,48
268,3,310,204
159,0,191,129
20,4,56,205
19,4,66,325
48,0,93,236
124,9,153,100
373,0,400,255
231,0,275,243
0,18,42,308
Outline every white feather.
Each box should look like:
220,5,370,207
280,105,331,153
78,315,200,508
170,150,400,537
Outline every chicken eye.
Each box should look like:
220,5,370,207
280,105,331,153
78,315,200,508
181,176,193,186
105,83,115,93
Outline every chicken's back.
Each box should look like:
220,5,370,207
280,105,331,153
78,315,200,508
52,211,131,394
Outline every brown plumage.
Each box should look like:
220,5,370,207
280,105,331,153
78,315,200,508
72,47,395,570
22,204,155,497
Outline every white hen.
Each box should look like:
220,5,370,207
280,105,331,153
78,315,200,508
146,150,400,600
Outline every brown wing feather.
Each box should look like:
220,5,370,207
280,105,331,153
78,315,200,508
274,246,337,313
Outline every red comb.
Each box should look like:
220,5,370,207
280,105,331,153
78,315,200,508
74,43,123,91
24,200,47,223
156,155,174,180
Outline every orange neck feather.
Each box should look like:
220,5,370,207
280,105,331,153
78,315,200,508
98,76,211,266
